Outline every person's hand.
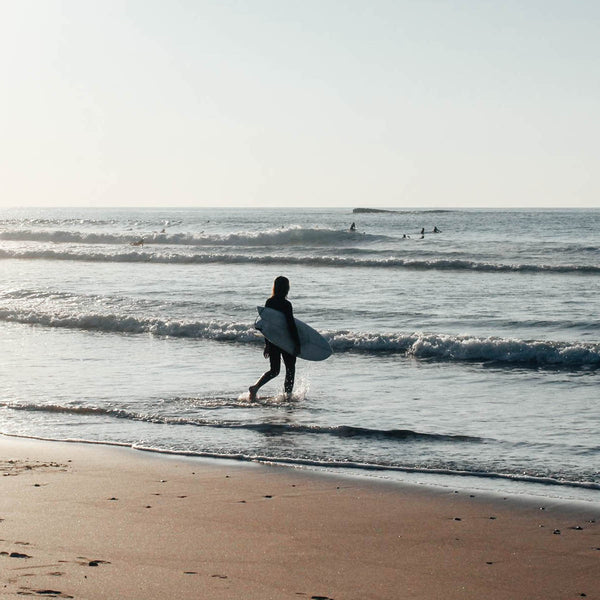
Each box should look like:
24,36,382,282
263,347,270,359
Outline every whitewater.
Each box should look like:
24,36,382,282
0,207,598,503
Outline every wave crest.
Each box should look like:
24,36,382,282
1,307,599,368
0,227,384,247
1,247,598,274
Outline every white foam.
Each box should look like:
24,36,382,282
1,246,598,274
0,226,385,247
1,306,598,367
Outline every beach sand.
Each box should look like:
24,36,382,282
1,435,598,600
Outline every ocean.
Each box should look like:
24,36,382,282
0,206,598,503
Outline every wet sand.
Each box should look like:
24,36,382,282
1,435,598,599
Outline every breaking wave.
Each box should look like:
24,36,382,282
0,247,599,274
1,308,599,368
0,227,385,247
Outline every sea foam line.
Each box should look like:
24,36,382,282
1,308,599,367
2,431,598,492
0,402,480,443
1,247,598,274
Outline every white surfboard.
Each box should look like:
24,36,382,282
255,306,332,362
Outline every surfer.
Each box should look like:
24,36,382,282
249,276,301,401
433,226,441,233
350,222,356,231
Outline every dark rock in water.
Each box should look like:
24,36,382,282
353,207,398,214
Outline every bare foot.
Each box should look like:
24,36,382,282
248,386,258,401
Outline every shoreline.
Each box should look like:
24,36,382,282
2,431,598,508
2,434,599,600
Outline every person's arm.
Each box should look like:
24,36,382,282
284,301,301,355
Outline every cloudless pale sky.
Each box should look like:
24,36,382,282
1,0,598,208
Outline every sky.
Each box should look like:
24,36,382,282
1,0,598,209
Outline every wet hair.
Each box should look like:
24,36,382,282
271,275,290,298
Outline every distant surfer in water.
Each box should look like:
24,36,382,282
249,276,301,401
350,222,356,231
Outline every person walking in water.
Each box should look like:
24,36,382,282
249,276,301,400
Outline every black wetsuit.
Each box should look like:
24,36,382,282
256,295,300,395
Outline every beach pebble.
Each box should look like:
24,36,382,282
553,529,561,535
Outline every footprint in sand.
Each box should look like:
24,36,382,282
19,589,73,598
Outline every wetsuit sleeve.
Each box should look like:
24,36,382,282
265,297,300,351
283,301,301,348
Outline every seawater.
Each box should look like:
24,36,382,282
0,207,598,503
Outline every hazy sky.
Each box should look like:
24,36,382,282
1,0,598,208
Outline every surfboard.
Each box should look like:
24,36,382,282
255,306,332,362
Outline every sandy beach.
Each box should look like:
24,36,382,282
0,435,598,600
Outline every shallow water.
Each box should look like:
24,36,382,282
0,207,598,503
